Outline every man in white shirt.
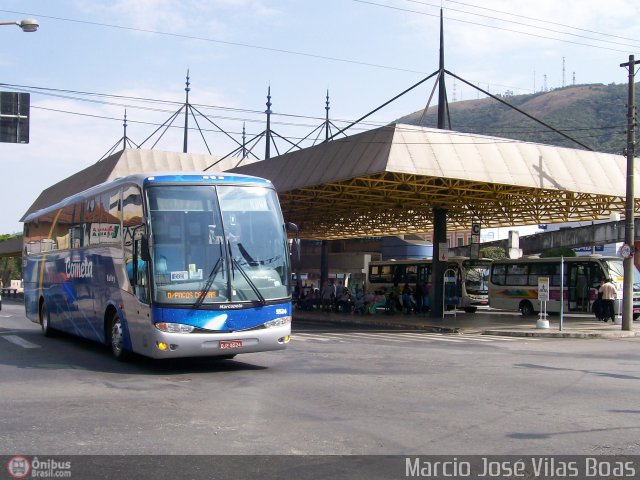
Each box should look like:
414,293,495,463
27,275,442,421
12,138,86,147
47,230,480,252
598,277,617,322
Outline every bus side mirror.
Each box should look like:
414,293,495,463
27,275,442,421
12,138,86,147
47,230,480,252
140,236,150,262
286,222,298,233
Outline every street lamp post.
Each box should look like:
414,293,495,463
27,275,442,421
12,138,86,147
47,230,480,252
620,55,639,332
0,18,39,32
0,17,38,145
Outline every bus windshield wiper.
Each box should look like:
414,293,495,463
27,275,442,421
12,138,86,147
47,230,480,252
231,257,266,305
194,255,224,309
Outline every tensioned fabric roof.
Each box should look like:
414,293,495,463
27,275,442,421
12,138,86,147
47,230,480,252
18,124,640,242
230,123,640,240
21,148,249,220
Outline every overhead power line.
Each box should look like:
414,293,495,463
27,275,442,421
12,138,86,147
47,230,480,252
354,0,640,53
0,81,386,129
442,0,640,43
0,8,427,76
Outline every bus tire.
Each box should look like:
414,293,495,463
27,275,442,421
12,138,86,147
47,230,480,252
464,307,477,313
519,300,535,316
40,301,55,337
109,312,132,362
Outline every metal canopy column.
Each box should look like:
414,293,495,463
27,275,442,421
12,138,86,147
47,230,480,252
430,9,449,319
430,208,447,317
320,93,332,291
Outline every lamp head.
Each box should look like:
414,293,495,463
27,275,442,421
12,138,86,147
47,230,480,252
18,18,39,32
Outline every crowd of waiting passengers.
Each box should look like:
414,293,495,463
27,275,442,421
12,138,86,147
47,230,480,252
293,281,431,315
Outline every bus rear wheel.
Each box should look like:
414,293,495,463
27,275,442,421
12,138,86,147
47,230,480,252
40,302,55,337
520,300,535,316
109,312,131,362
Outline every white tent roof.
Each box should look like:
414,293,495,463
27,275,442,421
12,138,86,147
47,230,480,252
231,124,638,239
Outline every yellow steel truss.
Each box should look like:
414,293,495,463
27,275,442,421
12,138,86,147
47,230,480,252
279,172,638,239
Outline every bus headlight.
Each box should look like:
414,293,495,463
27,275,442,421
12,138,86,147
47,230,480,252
264,316,291,328
155,322,195,333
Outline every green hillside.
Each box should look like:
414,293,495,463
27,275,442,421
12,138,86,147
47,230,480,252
396,83,635,154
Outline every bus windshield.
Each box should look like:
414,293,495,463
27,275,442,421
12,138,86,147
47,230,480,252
462,259,491,295
601,258,640,291
148,184,289,306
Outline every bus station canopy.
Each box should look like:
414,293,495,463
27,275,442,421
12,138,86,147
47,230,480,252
231,123,640,240
20,148,246,221
19,123,640,241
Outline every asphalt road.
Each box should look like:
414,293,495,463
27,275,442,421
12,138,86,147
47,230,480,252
1,302,640,468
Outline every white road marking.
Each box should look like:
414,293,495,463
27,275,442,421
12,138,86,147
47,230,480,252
329,332,412,342
292,331,540,344
2,335,41,349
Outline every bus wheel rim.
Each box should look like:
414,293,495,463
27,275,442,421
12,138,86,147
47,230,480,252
112,319,123,354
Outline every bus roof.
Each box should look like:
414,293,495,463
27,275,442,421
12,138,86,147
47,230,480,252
491,254,620,263
23,171,273,223
369,256,492,265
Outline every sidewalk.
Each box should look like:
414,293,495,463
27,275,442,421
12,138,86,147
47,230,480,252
293,307,640,338
4,297,636,339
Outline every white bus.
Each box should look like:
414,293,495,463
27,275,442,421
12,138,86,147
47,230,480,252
488,255,640,317
367,256,491,312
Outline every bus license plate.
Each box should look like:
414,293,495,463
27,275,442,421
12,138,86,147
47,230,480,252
220,340,243,350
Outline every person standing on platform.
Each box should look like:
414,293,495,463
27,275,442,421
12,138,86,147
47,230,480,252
598,277,617,322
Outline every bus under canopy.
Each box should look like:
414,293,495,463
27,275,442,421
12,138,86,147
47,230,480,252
367,257,492,313
488,255,640,317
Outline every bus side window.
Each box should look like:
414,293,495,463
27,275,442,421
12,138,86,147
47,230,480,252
123,185,148,303
507,265,528,286
491,265,506,286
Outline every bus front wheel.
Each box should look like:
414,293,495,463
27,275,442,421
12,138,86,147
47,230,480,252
40,302,55,337
519,300,535,316
109,312,131,362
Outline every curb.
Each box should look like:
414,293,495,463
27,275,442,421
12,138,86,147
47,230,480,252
482,329,640,339
294,315,459,334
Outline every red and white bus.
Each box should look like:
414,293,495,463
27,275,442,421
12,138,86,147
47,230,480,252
489,255,640,317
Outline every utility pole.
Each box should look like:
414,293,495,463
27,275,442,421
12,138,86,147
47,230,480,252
122,110,128,151
619,54,639,331
183,71,190,153
265,86,272,160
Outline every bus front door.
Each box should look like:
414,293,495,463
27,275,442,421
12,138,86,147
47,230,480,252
568,262,591,313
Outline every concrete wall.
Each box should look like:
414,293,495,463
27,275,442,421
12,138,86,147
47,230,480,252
452,220,631,257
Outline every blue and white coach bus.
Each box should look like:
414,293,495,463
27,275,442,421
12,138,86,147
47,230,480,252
23,172,294,361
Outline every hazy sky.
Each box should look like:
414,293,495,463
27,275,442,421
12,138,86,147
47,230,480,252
1,0,639,234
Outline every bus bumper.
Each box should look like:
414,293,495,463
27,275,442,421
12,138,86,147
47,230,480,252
143,324,291,359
